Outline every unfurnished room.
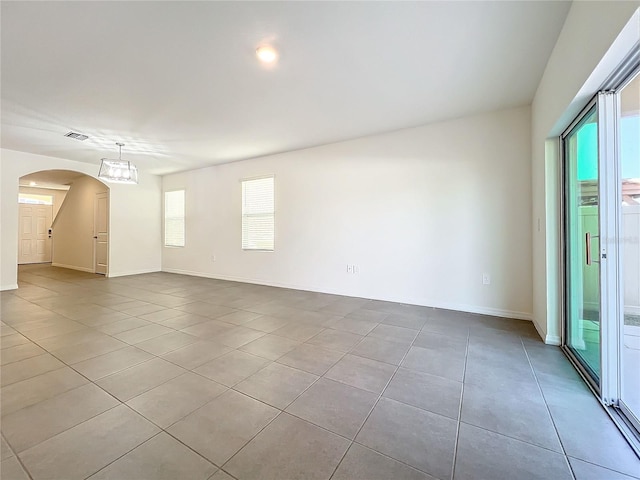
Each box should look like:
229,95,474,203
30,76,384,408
0,1,639,479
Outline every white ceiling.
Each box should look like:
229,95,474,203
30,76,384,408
19,170,84,190
1,1,571,176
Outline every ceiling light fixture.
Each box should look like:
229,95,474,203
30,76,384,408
256,45,278,63
29,181,37,186
98,142,138,185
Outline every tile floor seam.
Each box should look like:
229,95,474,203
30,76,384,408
0,350,46,368
2,432,35,480
8,446,39,479
0,364,80,402
3,330,200,463
327,323,424,480
160,425,233,472
275,345,349,376
7,298,144,352
78,429,166,480
217,409,287,471
163,363,235,390
67,347,150,376
228,359,325,411
24,336,150,386
567,451,640,478
91,359,188,400
156,347,224,372
209,468,239,480
521,337,577,480
8,402,124,458
280,408,368,444
449,329,470,480
347,439,448,480
565,455,640,480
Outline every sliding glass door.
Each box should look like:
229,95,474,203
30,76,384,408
618,71,640,431
564,106,601,384
562,65,640,448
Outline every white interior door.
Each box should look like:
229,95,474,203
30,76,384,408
18,204,53,264
94,192,109,275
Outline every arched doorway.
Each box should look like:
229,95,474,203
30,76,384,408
18,170,111,276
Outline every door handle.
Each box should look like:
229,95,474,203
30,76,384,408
93,236,98,239
585,232,600,265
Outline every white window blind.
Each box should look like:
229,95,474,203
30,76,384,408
242,176,274,250
164,190,185,247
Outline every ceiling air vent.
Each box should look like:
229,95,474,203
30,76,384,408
64,131,89,141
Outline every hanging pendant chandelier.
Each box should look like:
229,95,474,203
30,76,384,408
98,142,138,184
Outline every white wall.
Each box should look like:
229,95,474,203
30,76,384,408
0,149,162,289
163,106,533,319
531,3,640,344
51,176,108,272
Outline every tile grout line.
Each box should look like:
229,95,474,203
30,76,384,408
327,323,428,480
1,431,35,480
79,430,166,480
146,323,346,476
449,329,471,480
216,335,352,475
520,338,577,480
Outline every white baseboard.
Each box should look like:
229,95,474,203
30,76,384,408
51,263,94,273
544,334,561,346
531,318,545,341
0,284,19,291
413,300,532,321
108,268,162,278
161,267,533,321
530,316,562,345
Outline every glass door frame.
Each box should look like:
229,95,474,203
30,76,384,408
560,65,640,453
561,96,603,394
611,66,640,436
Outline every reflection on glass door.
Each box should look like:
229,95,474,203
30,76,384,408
619,71,640,429
564,106,601,383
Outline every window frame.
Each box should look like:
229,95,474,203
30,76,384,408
164,189,186,248
18,193,54,205
241,175,275,252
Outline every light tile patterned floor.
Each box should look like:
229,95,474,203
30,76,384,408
1,264,638,480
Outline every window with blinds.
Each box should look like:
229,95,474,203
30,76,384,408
164,190,185,247
242,176,274,251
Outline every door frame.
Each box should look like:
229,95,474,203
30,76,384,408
560,96,602,393
93,191,109,276
612,66,640,435
560,64,640,453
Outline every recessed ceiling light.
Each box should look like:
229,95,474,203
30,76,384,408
256,45,278,63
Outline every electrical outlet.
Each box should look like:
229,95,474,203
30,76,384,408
482,273,491,285
346,264,359,274
211,255,216,262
